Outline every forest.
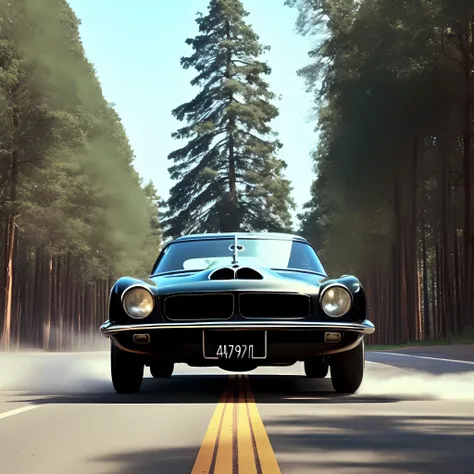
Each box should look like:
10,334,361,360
291,0,474,344
0,0,161,350
0,0,473,350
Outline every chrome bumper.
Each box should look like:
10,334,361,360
100,319,375,337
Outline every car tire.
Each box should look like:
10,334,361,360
111,341,144,394
329,340,365,394
304,357,329,378
150,362,174,378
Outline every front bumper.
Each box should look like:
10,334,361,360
100,319,374,360
100,319,375,336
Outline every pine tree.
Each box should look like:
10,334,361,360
289,0,474,343
0,0,161,350
142,180,163,270
0,0,57,348
163,0,294,238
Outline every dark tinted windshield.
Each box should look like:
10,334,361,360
153,238,326,275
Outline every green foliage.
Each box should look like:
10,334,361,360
0,0,161,284
163,0,294,238
289,0,474,343
290,0,469,274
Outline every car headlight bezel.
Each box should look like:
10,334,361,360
320,284,353,318
122,285,155,319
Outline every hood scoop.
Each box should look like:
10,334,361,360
235,267,263,280
209,266,264,280
209,267,236,280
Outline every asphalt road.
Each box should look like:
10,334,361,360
0,345,473,474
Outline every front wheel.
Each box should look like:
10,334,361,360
111,341,144,394
329,340,365,394
150,361,174,378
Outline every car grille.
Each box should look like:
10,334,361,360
163,293,234,321
238,293,310,319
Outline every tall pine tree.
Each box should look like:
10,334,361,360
288,0,474,342
0,0,162,350
163,0,294,238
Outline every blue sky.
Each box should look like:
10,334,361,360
67,0,320,223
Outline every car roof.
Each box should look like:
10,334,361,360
171,232,308,244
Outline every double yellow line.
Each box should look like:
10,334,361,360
191,374,282,474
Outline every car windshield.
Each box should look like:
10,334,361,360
153,238,326,275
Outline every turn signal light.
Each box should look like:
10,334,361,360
324,332,342,343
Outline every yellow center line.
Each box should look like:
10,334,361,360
237,375,258,474
245,375,282,474
190,375,236,474
190,373,282,474
214,377,235,473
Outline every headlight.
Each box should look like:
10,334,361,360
320,286,352,318
123,287,154,319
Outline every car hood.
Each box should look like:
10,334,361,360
148,266,329,297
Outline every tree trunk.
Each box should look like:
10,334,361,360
1,213,16,350
225,19,237,230
32,249,42,346
63,254,72,350
436,236,444,338
56,257,63,350
420,177,430,339
411,135,419,340
43,256,53,350
430,252,436,339
461,16,473,328
453,220,462,331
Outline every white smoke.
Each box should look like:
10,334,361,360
359,361,474,400
0,353,473,400
0,351,111,394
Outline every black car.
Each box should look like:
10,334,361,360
100,232,375,394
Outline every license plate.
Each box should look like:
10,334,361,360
202,330,267,360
